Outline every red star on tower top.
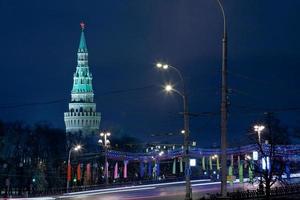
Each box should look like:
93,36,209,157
80,22,85,30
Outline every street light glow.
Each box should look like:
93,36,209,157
156,62,169,70
159,151,164,156
254,124,265,144
156,63,163,68
100,132,104,137
165,84,173,92
74,145,81,151
254,125,265,132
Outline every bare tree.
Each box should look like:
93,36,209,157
248,112,290,199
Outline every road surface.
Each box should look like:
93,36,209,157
57,179,254,200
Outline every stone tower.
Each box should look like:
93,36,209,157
64,23,101,137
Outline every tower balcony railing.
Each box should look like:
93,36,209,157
64,112,100,117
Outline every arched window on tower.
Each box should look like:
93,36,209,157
80,107,83,112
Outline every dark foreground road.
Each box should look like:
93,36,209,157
57,179,254,200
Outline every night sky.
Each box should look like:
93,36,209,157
0,0,299,147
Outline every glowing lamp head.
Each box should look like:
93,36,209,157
100,132,104,137
163,64,169,69
156,62,169,69
74,145,81,151
107,132,111,137
165,84,173,92
156,63,163,68
212,154,218,159
254,125,265,132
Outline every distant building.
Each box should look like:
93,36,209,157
64,23,101,137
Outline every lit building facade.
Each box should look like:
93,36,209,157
64,23,101,136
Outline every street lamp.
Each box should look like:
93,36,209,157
157,62,192,200
254,125,265,144
99,132,111,185
253,124,265,190
67,144,82,192
214,0,228,197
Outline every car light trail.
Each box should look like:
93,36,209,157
64,179,211,196
59,187,156,198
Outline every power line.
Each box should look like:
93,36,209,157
0,85,156,110
0,99,67,109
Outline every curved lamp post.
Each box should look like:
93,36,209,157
67,144,82,192
254,124,265,190
215,0,228,197
156,62,192,200
99,132,111,185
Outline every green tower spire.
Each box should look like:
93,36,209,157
78,22,87,52
71,22,93,98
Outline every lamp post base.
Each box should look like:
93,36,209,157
185,192,192,200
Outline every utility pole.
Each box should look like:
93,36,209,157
183,94,192,200
216,0,228,197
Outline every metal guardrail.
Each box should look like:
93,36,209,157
208,184,300,200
